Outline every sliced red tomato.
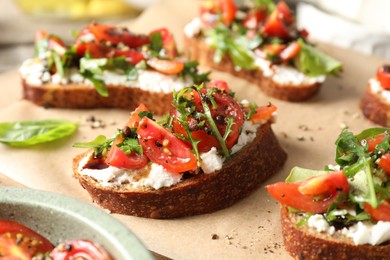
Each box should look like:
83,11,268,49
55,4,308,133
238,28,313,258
113,49,144,65
364,200,390,222
74,42,108,58
137,117,197,173
266,172,349,214
242,9,267,29
276,0,294,25
147,58,184,75
87,23,150,48
280,41,301,61
0,220,53,259
378,153,390,176
220,0,237,25
50,240,111,260
150,28,178,59
208,79,231,92
262,8,291,39
298,171,349,196
249,103,277,123
377,64,390,90
105,104,149,169
365,133,386,152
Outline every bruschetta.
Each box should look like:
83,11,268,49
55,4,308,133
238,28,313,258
19,23,209,114
266,127,390,259
183,0,342,102
73,80,287,218
360,64,390,126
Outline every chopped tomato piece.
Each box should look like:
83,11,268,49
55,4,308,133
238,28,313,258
276,0,294,25
378,153,390,176
50,240,111,260
137,117,197,173
147,58,184,75
87,23,150,48
35,30,66,56
74,42,107,58
266,180,346,214
365,133,386,152
150,28,178,59
262,8,291,39
208,79,230,92
242,9,266,29
220,0,237,25
249,103,277,123
364,200,390,222
114,49,144,65
280,41,301,61
298,171,349,196
127,103,149,129
0,220,53,259
377,64,390,90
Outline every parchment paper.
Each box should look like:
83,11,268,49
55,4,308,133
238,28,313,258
0,0,386,259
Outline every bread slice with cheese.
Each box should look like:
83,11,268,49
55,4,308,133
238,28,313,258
281,205,390,259
183,0,342,102
72,81,287,218
20,23,209,114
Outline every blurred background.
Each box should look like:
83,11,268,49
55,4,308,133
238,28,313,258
0,0,389,73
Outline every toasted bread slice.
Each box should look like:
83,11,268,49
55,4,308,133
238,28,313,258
360,84,390,127
73,122,287,219
22,80,173,115
281,205,390,259
184,36,321,102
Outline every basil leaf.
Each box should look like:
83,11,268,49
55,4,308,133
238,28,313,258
295,39,343,77
355,127,388,141
0,119,78,147
72,135,107,148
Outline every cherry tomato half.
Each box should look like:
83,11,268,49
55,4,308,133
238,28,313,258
364,200,390,222
262,7,291,39
0,220,54,259
220,0,237,25
266,172,349,214
114,49,144,65
150,28,178,59
276,0,294,25
280,41,301,61
137,117,198,173
377,64,390,90
147,58,184,75
378,153,390,176
298,171,349,196
50,240,112,260
365,133,386,152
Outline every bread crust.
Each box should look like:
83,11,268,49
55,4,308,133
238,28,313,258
183,36,321,102
281,205,390,259
360,85,390,127
22,80,173,115
73,123,287,219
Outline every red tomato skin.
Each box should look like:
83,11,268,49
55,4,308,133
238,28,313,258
298,171,350,196
50,240,111,260
276,0,294,25
105,146,148,169
365,133,386,152
249,103,277,123
74,42,107,58
126,103,149,128
0,220,54,257
262,9,291,39
137,117,198,173
35,30,66,56
364,200,390,222
242,9,266,29
280,41,301,61
266,182,342,214
378,153,390,176
87,23,150,48
208,79,230,92
113,49,144,65
147,58,184,75
377,64,390,90
220,0,237,25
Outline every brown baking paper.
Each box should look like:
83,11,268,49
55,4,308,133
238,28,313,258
0,0,386,259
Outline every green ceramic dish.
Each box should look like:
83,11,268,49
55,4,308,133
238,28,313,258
0,187,153,259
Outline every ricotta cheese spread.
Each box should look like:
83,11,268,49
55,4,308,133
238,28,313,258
308,214,390,245
184,17,203,38
200,147,224,174
369,78,390,102
19,58,193,94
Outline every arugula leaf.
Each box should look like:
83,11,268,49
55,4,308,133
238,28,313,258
0,119,77,147
355,128,387,141
295,39,343,77
138,111,154,119
180,61,211,84
117,138,143,155
80,70,108,97
335,129,378,207
149,32,163,54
